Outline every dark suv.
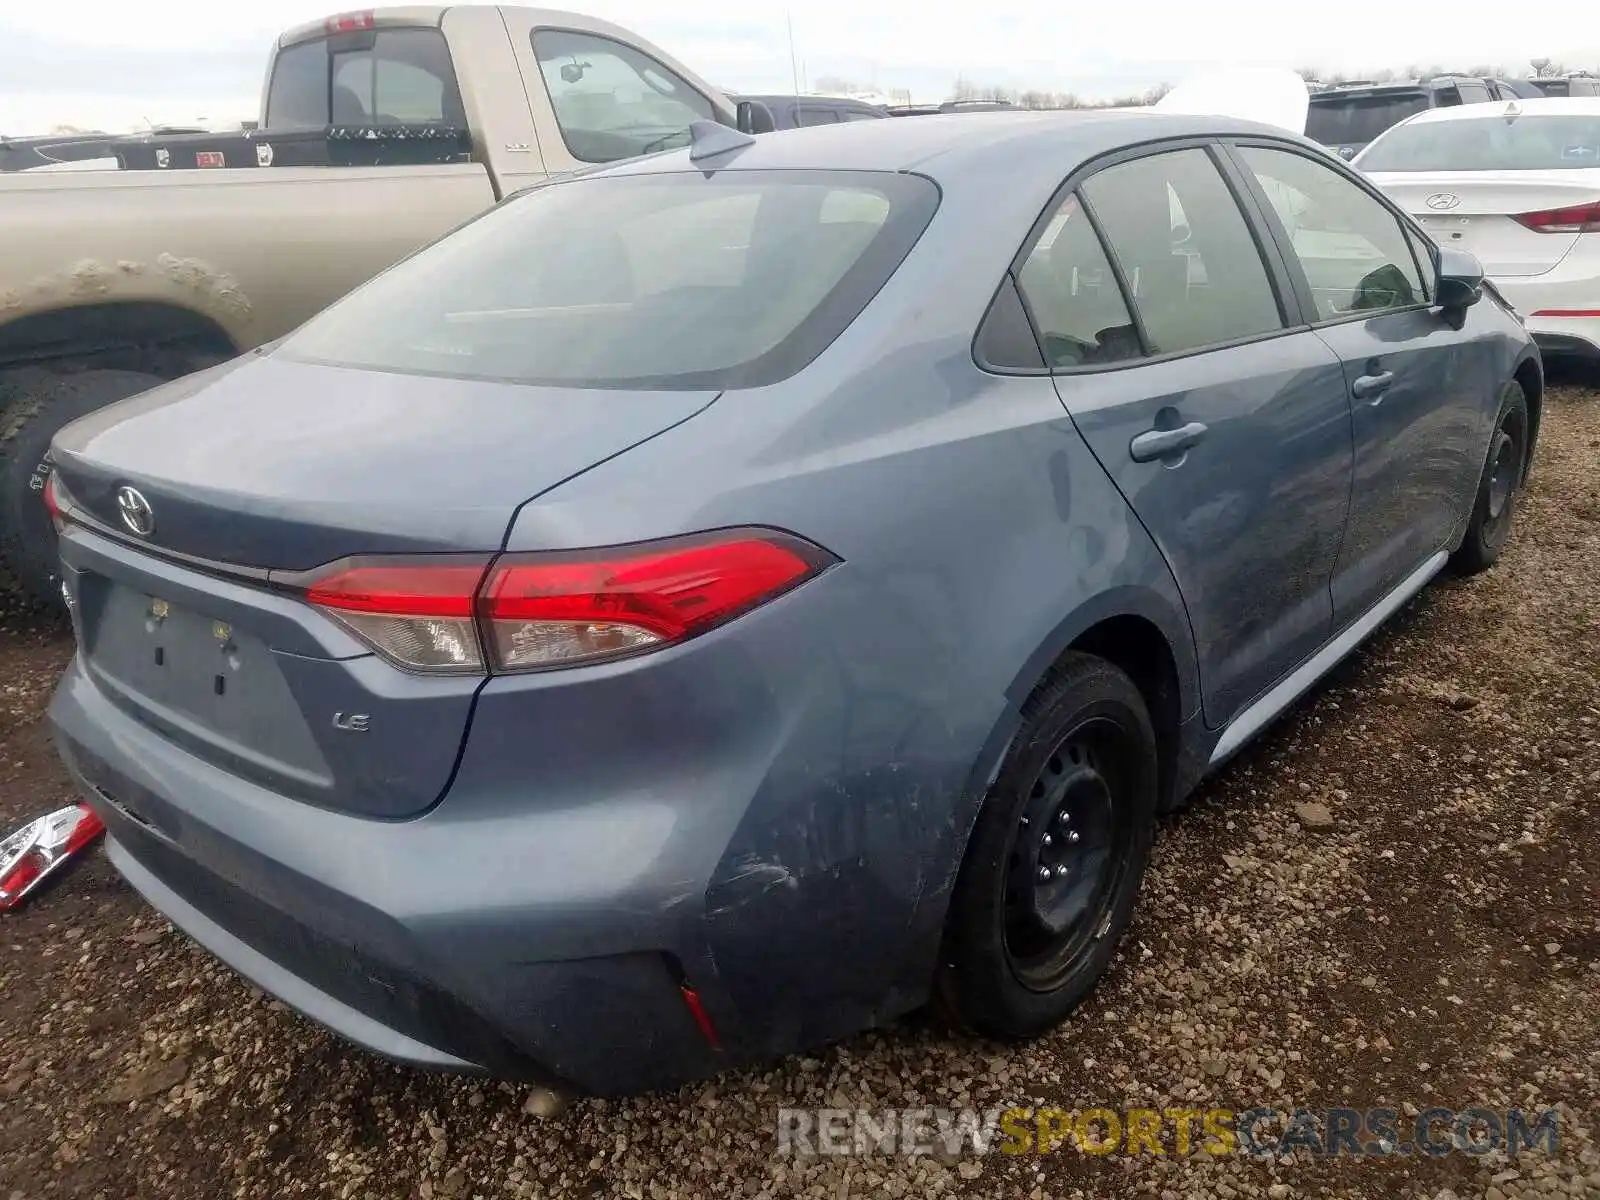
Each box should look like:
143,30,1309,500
1306,77,1509,160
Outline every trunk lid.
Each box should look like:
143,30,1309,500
51,354,717,569
52,354,717,819
1367,170,1600,276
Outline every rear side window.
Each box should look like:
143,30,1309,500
1014,194,1141,368
532,28,715,162
1083,148,1284,355
1305,94,1430,145
1239,146,1426,319
277,170,939,389
1357,114,1600,171
1451,79,1493,104
265,28,464,128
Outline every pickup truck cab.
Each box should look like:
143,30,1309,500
0,6,752,606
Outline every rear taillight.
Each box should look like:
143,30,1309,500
302,530,834,676
41,473,65,533
1511,200,1600,233
306,558,492,674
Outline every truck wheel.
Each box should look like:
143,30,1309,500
936,652,1157,1040
0,368,165,608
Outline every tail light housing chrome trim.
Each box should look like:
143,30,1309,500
297,529,837,676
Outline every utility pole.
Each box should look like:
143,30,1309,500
787,12,800,94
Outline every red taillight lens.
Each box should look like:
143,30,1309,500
307,558,491,674
480,531,833,672
0,803,105,911
300,531,834,676
1511,200,1600,233
41,472,64,533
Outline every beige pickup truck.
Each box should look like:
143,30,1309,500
0,4,768,605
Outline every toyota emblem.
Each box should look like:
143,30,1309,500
1425,193,1461,211
115,486,155,537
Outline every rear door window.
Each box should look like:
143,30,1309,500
1082,148,1285,355
1014,194,1142,368
1238,146,1427,319
265,28,465,128
532,28,715,162
1452,79,1493,104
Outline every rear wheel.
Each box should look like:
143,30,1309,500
0,368,166,608
1450,380,1528,577
937,652,1157,1039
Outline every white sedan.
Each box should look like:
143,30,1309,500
1354,97,1600,362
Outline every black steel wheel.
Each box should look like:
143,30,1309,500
1451,380,1529,576
938,652,1157,1040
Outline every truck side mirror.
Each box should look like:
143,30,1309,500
736,100,776,135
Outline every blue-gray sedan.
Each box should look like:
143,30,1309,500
45,110,1539,1096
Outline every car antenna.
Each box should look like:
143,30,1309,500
688,119,756,164
1503,99,1522,124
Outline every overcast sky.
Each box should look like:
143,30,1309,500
4,0,1599,133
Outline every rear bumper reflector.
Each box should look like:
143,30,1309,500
679,984,722,1050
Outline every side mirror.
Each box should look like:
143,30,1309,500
1435,245,1485,311
735,100,776,135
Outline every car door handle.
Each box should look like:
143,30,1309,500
1129,421,1209,463
1352,371,1394,401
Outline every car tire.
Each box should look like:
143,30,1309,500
0,368,165,608
1449,380,1529,577
937,651,1157,1040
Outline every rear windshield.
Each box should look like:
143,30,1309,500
1305,94,1430,146
265,27,465,128
277,170,940,389
1357,114,1600,171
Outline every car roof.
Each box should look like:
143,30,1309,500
1395,95,1600,125
597,109,1308,189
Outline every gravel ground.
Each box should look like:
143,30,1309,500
2,382,1598,1200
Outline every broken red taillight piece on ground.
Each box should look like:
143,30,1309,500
0,803,105,911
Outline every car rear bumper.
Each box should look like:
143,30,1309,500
50,656,736,1096
1488,271,1600,358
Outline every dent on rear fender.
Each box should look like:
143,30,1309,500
698,751,986,1052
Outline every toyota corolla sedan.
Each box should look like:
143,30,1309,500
1355,97,1600,362
47,110,1539,1097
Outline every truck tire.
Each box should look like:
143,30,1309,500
0,368,165,608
